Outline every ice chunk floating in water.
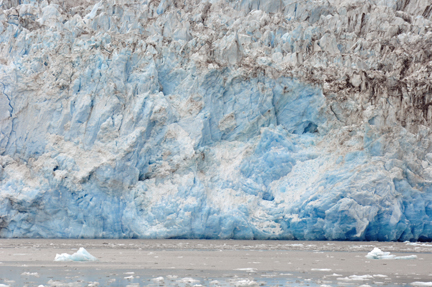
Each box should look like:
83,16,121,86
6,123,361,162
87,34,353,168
54,248,97,262
366,248,417,260
1,0,432,241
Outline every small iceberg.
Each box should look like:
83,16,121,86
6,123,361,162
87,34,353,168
366,247,417,260
411,282,432,286
54,247,98,262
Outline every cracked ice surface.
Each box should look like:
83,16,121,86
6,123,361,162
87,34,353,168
0,0,432,240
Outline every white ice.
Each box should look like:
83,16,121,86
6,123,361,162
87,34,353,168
54,247,97,262
337,275,373,281
176,278,200,284
366,247,417,260
235,268,257,272
231,279,259,287
21,272,39,277
411,283,432,286
151,277,164,283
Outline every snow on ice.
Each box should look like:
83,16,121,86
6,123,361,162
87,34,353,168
0,0,432,240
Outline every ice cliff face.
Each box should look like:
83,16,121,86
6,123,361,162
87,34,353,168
0,0,432,240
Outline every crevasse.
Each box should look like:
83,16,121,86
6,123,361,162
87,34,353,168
0,0,432,240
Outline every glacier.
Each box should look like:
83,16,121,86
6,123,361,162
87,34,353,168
0,0,432,240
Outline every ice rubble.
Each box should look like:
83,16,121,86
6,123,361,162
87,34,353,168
177,278,201,284
365,247,417,260
54,247,97,262
21,272,39,277
0,0,432,240
231,279,259,287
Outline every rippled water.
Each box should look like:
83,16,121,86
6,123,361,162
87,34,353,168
0,239,431,286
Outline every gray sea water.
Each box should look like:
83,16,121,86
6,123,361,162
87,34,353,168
0,239,431,286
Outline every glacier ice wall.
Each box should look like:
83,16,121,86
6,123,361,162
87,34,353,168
0,0,432,240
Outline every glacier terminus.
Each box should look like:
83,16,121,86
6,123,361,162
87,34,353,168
0,0,432,241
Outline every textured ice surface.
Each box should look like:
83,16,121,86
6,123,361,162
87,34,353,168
365,247,417,260
0,0,432,240
366,247,396,260
54,247,97,262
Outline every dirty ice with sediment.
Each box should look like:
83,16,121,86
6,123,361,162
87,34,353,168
0,0,432,240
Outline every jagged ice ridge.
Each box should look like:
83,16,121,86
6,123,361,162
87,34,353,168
0,0,432,240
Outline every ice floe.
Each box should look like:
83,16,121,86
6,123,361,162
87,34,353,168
366,247,417,260
177,277,200,284
54,247,97,262
235,268,257,272
337,275,374,281
230,279,259,287
21,272,39,277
